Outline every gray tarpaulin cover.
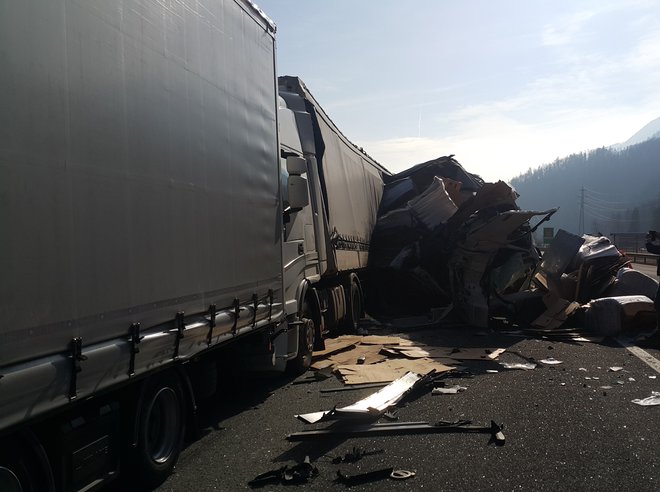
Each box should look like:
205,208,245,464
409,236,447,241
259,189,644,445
278,76,388,274
0,0,282,365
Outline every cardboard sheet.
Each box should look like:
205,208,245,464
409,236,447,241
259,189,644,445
312,337,359,358
389,345,505,361
316,344,388,368
335,359,453,385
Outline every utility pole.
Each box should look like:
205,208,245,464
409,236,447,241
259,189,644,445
578,186,585,235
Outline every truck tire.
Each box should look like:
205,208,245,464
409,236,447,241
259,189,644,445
342,274,364,333
0,430,55,492
130,372,186,489
287,317,315,374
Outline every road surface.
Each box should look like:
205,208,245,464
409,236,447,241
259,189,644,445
151,284,660,492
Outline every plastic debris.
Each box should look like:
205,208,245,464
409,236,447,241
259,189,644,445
248,456,318,487
432,385,467,395
336,468,394,486
500,362,537,370
332,447,384,464
632,392,660,406
609,367,624,372
390,470,416,480
579,368,588,371
486,369,499,374
539,358,563,365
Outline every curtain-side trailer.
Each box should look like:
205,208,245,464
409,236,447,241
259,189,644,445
0,1,294,490
0,2,389,490
277,76,390,344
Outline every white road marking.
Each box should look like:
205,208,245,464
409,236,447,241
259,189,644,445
617,338,660,374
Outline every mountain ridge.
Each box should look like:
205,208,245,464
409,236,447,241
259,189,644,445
510,119,660,238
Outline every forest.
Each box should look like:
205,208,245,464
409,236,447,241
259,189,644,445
510,136,660,245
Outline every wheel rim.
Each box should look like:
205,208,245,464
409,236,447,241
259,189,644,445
0,467,22,492
145,387,181,464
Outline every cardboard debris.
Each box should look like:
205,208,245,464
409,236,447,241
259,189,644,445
357,335,415,345
311,343,388,370
532,294,579,330
388,345,504,361
312,337,359,358
336,359,453,385
310,334,506,381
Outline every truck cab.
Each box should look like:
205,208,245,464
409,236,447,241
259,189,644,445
276,77,390,372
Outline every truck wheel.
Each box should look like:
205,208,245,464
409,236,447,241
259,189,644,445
342,275,364,333
0,430,55,492
287,317,315,374
131,372,186,489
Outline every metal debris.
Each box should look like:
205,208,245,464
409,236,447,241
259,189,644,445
632,392,660,406
332,447,384,464
248,456,318,487
500,362,537,370
296,371,423,423
390,470,416,480
336,467,394,486
287,420,506,446
432,385,467,395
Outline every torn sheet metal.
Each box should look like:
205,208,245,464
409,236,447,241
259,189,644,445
450,208,556,327
541,229,631,305
338,371,421,414
295,371,422,424
571,234,621,269
367,154,567,328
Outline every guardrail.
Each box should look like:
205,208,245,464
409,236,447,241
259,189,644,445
537,248,658,265
625,252,658,265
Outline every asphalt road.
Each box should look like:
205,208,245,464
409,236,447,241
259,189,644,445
151,262,660,491
150,273,660,492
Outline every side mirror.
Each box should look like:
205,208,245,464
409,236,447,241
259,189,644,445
287,175,309,210
286,156,307,175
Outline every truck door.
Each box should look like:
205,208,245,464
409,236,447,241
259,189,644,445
279,102,320,315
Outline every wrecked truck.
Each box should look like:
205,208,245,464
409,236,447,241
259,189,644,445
365,155,556,327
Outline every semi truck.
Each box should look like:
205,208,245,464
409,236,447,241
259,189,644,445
0,1,388,490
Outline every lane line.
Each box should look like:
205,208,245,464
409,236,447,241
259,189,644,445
617,338,660,374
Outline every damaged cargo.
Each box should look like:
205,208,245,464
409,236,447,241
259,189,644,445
365,155,556,328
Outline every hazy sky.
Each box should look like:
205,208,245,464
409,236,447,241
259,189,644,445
255,0,660,182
